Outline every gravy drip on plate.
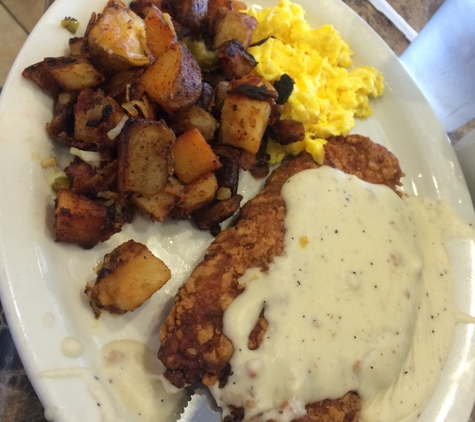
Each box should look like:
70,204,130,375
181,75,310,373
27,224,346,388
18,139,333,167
100,340,187,421
211,166,475,422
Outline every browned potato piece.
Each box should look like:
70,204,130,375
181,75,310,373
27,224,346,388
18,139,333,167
131,176,184,222
193,193,243,232
54,190,119,249
144,5,177,58
214,153,239,195
46,57,105,91
173,0,208,32
69,37,86,56
216,39,257,79
170,104,218,142
85,240,171,317
212,144,257,170
213,10,257,49
219,93,271,155
101,68,144,103
173,128,221,184
88,0,150,73
130,0,173,18
131,190,178,222
208,0,233,19
267,119,306,145
141,43,202,113
65,158,119,195
22,57,105,96
232,0,247,10
22,61,62,98
171,173,218,219
74,88,126,147
118,119,175,196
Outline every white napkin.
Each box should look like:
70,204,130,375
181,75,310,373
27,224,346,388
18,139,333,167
399,0,475,133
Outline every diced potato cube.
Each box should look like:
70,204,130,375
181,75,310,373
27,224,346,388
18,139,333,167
213,10,257,49
208,0,233,20
174,0,208,33
131,190,178,222
88,0,150,73
69,37,86,56
73,88,126,146
173,128,221,184
141,43,202,113
118,119,175,196
170,105,219,142
54,190,118,249
85,240,171,317
193,193,243,232
144,6,177,58
46,57,105,91
172,173,218,218
219,93,271,155
22,61,62,98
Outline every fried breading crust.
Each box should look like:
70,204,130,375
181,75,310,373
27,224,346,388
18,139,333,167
158,134,403,421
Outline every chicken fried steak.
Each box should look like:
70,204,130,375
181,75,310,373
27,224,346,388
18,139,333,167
158,134,404,421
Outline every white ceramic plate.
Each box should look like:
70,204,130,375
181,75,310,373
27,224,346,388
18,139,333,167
1,0,475,421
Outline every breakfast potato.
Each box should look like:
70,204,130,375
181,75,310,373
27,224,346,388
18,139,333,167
141,43,202,113
118,119,175,196
65,159,119,195
131,190,178,222
208,0,233,20
173,0,208,32
54,91,77,116
213,10,257,49
88,0,151,73
74,88,126,147
101,68,145,103
69,37,86,56
216,39,257,79
129,0,174,18
22,61,62,98
219,93,271,155
131,177,185,222
193,193,243,232
267,119,306,145
85,240,171,317
171,172,218,219
144,5,177,59
46,92,78,146
173,128,222,184
47,56,104,91
169,105,219,141
23,57,105,96
54,190,119,249
214,153,239,195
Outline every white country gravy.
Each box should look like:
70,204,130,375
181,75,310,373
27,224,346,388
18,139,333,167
210,166,475,422
41,339,188,421
100,340,188,421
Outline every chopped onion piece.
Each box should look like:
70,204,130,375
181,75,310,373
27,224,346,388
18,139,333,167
107,115,129,140
122,102,139,117
69,147,101,168
217,187,232,200
102,199,115,207
130,100,150,120
41,156,57,169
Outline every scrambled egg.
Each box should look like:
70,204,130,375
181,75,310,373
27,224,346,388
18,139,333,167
247,0,384,164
